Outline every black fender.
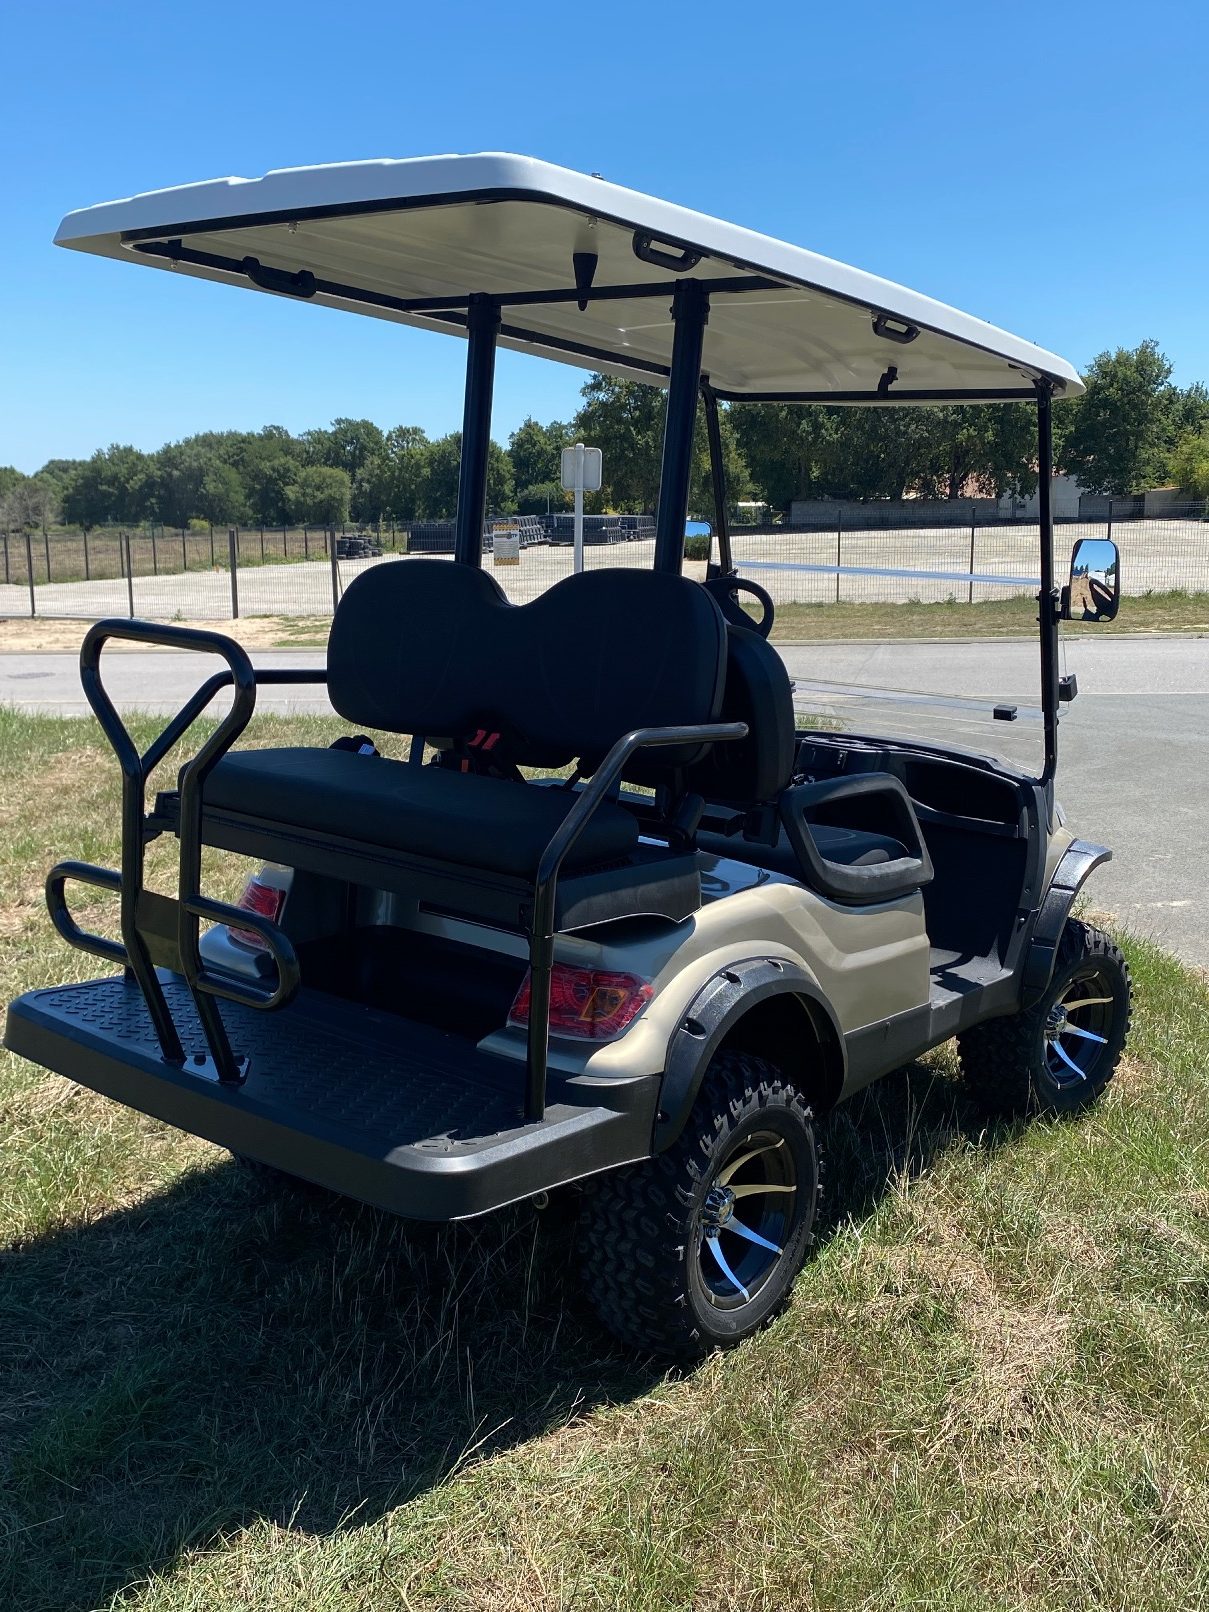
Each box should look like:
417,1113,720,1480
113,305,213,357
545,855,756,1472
1021,838,1112,1005
653,957,845,1152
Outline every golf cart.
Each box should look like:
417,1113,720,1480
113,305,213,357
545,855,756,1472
5,155,1131,1358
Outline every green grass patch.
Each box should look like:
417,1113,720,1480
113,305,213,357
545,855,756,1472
1,710,1207,1610
763,588,1209,641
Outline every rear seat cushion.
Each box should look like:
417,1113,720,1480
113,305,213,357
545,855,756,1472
204,749,639,880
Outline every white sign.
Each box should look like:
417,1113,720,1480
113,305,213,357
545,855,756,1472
560,443,602,574
561,444,602,493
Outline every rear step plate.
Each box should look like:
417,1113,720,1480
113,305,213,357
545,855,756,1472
4,977,658,1220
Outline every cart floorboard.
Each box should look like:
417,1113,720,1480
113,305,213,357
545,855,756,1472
4,976,660,1220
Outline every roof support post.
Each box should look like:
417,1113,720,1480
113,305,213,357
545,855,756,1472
653,280,710,574
1035,379,1060,783
454,294,501,566
701,380,733,573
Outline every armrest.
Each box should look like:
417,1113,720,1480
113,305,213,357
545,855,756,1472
779,773,934,905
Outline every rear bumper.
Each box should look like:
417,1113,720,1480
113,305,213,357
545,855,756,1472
4,975,659,1221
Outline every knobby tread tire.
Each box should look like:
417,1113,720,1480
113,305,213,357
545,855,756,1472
576,1049,821,1359
957,919,1132,1117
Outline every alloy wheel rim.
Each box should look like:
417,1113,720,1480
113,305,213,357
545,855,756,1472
1043,968,1115,1088
696,1130,799,1310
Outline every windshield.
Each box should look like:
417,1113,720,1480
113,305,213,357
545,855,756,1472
730,508,1049,771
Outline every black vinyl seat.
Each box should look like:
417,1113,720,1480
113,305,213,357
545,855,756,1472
684,619,925,896
697,821,908,876
193,561,730,927
205,748,638,880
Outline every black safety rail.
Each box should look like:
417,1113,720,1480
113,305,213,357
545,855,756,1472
49,620,320,1083
50,617,745,1121
525,719,746,1120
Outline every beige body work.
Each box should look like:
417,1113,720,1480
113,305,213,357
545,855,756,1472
461,817,1074,1089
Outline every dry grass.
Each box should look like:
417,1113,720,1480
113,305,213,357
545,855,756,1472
3,589,1207,659
0,708,1207,1611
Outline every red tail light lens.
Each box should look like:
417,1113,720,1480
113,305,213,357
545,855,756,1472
509,964,653,1041
228,876,286,950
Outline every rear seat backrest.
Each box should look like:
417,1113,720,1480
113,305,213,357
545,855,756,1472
327,561,729,772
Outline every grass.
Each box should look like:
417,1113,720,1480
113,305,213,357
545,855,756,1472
1,708,1208,1610
762,588,1209,641
127,589,1209,650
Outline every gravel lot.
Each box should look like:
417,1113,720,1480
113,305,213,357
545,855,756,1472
2,516,1206,619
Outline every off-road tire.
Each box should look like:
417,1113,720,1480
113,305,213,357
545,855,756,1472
958,919,1131,1117
576,1050,821,1359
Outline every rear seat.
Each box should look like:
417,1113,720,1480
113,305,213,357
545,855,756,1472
198,561,730,925
206,748,638,880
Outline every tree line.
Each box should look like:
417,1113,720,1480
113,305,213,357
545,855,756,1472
3,340,1207,534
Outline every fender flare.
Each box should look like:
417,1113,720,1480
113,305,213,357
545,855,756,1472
1021,838,1112,1005
653,957,845,1152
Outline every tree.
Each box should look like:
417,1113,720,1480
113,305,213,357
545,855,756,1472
308,417,386,480
1060,340,1177,495
285,465,351,527
912,404,1037,500
572,377,665,510
352,426,432,522
0,472,59,531
149,442,210,527
197,462,247,525
517,480,569,516
60,445,153,529
571,376,750,515
732,404,832,512
241,450,301,526
416,434,515,518
0,466,22,502
1168,429,1209,499
508,417,569,494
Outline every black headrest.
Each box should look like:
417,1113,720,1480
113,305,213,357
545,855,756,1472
328,561,728,772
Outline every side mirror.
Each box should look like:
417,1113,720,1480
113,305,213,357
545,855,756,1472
1062,537,1120,622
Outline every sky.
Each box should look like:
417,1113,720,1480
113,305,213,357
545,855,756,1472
2,0,1207,475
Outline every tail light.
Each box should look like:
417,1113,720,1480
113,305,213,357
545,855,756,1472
227,869,289,950
509,964,652,1042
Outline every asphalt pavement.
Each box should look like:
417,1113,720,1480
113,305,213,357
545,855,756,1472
2,635,1205,968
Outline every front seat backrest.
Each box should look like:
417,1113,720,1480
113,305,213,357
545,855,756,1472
681,624,796,807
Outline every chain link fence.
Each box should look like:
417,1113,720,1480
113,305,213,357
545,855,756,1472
1,503,1205,623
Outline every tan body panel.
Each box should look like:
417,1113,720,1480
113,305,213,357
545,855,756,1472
476,855,930,1082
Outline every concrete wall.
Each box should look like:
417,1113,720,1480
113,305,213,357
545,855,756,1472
787,496,998,528
788,476,1085,528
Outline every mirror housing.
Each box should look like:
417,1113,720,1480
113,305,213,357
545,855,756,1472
1062,537,1120,622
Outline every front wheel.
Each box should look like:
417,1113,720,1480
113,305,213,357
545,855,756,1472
958,919,1132,1117
577,1050,821,1358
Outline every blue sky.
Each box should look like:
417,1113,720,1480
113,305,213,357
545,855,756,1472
2,0,1206,473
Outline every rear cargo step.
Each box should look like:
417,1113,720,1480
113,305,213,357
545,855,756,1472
4,976,660,1221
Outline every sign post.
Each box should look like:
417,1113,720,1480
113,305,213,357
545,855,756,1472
561,443,602,574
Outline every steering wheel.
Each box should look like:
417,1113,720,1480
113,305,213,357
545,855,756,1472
702,574,775,639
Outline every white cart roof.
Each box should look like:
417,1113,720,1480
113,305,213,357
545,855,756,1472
55,153,1082,402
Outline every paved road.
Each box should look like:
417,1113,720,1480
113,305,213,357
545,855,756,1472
2,636,1205,967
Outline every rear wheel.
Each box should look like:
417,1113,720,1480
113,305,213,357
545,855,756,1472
958,919,1131,1117
577,1050,821,1358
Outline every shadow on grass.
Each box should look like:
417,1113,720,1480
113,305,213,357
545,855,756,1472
0,1056,1008,1612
